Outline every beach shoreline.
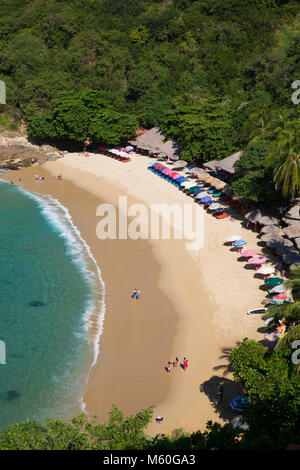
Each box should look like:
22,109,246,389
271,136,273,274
1,152,270,435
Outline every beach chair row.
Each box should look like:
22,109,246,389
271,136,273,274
99,147,131,162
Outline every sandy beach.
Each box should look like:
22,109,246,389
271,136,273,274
1,152,275,435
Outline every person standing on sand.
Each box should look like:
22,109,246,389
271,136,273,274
183,358,188,371
167,361,171,374
136,289,141,300
175,357,179,367
131,289,137,299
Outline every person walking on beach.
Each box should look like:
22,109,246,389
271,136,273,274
183,357,188,371
175,357,179,367
131,289,137,299
136,289,141,300
167,361,171,374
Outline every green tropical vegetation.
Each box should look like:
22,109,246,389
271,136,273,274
0,337,299,450
0,1,300,200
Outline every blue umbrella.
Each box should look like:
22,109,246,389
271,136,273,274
193,188,203,196
200,196,212,203
230,396,251,412
176,176,186,183
233,240,247,247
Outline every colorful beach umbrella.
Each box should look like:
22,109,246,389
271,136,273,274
240,249,258,258
180,181,193,187
270,284,287,294
176,177,186,183
271,294,291,304
162,168,171,175
248,256,267,265
257,266,276,275
200,196,212,203
233,240,247,247
195,192,209,199
227,235,242,242
208,203,222,210
264,277,284,287
264,332,279,342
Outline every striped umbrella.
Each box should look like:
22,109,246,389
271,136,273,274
233,240,247,247
271,294,292,304
248,256,267,265
264,332,279,342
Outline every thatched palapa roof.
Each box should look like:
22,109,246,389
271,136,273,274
203,151,243,176
283,223,300,240
244,209,278,226
282,204,300,225
129,127,181,157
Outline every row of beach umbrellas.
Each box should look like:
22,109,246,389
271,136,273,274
226,235,291,304
148,163,226,211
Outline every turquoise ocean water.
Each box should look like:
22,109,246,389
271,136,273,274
0,180,105,430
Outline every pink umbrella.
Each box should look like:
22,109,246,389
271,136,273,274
241,249,258,258
248,256,267,265
162,168,172,175
168,171,177,177
172,174,181,179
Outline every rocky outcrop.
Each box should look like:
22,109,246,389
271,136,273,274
0,131,62,169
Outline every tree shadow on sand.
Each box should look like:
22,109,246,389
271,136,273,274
199,375,242,421
199,345,245,421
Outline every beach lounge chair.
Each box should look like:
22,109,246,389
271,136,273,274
215,212,228,219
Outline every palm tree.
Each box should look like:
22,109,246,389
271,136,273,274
273,153,300,199
265,123,300,200
243,104,276,140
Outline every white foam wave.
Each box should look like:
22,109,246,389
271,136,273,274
5,183,106,418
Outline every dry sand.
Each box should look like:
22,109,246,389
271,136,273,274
2,152,278,435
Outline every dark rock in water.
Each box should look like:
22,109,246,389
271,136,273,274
29,300,45,307
2,390,21,401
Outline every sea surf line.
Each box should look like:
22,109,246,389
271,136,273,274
0,180,106,416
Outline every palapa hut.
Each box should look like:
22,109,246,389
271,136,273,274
294,238,300,251
173,160,188,169
244,209,278,227
282,204,300,225
261,225,281,235
203,150,243,182
129,127,181,159
283,223,300,240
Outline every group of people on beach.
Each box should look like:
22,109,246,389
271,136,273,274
166,357,188,373
131,289,141,300
35,174,45,181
